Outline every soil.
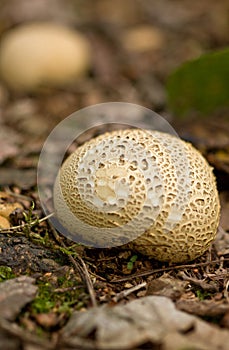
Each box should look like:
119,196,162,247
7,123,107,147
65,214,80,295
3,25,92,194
0,1,229,349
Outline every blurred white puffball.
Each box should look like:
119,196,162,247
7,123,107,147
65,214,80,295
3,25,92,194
0,22,91,91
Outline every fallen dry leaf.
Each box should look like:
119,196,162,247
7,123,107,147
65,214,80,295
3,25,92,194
60,295,229,349
0,276,37,321
146,274,188,300
0,215,10,229
176,298,229,317
0,202,23,220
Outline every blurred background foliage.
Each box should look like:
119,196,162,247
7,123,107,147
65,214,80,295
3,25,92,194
0,0,228,148
167,48,229,118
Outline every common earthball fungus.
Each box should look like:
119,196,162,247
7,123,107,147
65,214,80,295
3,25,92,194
53,129,220,263
0,22,91,91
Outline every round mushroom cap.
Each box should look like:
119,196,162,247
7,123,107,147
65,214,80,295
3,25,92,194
0,22,91,91
53,129,220,263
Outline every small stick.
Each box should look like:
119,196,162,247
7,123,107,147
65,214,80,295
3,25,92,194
3,187,33,201
0,212,55,233
63,244,98,307
177,271,218,292
111,258,229,283
112,282,147,302
50,224,97,308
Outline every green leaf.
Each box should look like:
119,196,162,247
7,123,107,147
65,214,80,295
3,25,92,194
166,48,229,118
127,261,134,270
130,255,138,263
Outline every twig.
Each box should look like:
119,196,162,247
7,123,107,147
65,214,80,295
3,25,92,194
112,282,147,302
3,187,34,201
87,269,107,282
0,317,54,349
73,253,98,307
54,285,84,293
111,258,229,283
0,212,55,233
49,225,97,307
64,244,98,307
177,271,219,292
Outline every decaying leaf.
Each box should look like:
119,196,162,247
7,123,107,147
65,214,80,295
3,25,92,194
0,193,23,220
146,274,189,300
176,298,229,317
0,215,10,229
60,296,229,349
0,276,37,321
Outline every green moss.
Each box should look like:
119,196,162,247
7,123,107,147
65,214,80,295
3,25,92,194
30,273,86,315
0,266,15,282
196,289,211,301
31,282,55,313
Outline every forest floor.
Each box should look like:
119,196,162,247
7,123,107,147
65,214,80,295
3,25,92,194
0,1,229,349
